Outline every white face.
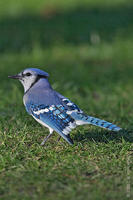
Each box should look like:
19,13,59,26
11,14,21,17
19,70,37,93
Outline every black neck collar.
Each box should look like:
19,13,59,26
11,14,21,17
24,75,48,94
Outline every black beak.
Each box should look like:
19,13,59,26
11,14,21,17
8,74,21,79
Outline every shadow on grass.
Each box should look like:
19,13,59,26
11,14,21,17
74,129,133,144
0,5,132,52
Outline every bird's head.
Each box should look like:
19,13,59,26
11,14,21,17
8,68,49,93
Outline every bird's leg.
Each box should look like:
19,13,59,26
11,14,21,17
57,136,61,142
41,129,53,146
40,134,52,146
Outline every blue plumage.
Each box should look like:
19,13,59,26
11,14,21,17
8,68,122,145
30,103,75,144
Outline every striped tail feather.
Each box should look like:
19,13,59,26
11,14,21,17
74,113,121,131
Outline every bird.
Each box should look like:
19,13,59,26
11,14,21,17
8,68,121,145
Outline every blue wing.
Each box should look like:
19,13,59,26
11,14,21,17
29,103,76,145
61,98,83,113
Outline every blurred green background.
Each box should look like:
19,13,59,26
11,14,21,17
0,0,133,199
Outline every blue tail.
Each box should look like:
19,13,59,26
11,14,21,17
71,112,121,131
86,115,121,131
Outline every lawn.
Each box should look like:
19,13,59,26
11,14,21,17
0,0,133,199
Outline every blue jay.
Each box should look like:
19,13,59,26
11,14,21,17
8,68,121,145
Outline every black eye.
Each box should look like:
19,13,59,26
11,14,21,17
25,72,31,76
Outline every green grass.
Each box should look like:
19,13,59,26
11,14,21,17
0,0,133,199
